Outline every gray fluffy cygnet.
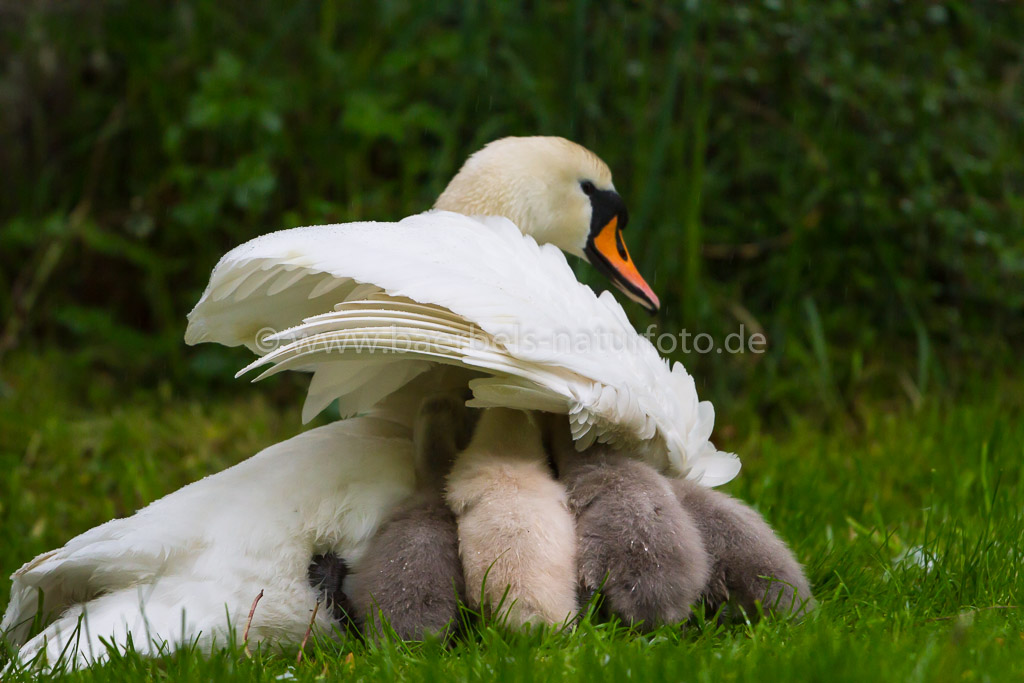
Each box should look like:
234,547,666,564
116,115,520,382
318,405,814,640
553,445,710,628
672,478,815,620
344,395,473,641
548,418,814,626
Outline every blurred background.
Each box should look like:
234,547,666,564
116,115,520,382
1,0,1021,428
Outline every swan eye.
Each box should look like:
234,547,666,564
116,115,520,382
580,180,596,196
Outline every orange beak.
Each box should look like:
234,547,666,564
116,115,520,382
585,216,660,313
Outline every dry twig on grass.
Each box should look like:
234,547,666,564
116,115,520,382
297,600,321,664
243,589,264,658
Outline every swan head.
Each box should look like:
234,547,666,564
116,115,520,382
435,136,660,313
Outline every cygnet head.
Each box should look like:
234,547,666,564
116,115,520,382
434,136,660,313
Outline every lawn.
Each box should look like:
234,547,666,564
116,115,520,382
1,352,1021,681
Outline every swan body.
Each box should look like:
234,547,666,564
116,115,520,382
184,209,740,630
1,417,420,668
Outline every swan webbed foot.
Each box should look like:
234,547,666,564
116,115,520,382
672,480,815,620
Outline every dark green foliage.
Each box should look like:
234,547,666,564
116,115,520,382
1,1,1021,418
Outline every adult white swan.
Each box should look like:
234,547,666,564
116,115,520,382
2,137,738,669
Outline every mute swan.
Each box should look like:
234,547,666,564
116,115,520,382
186,136,736,479
222,138,806,632
3,137,736,668
184,136,738,632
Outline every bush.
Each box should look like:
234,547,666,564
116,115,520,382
1,1,1021,419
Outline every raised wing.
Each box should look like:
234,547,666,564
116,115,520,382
186,211,739,486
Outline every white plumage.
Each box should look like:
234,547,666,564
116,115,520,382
2,416,419,668
3,136,739,668
187,211,738,484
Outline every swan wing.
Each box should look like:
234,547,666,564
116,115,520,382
186,212,739,485
2,418,416,665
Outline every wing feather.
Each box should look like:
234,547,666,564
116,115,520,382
187,212,739,484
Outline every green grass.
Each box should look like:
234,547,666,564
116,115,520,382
1,351,1022,681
